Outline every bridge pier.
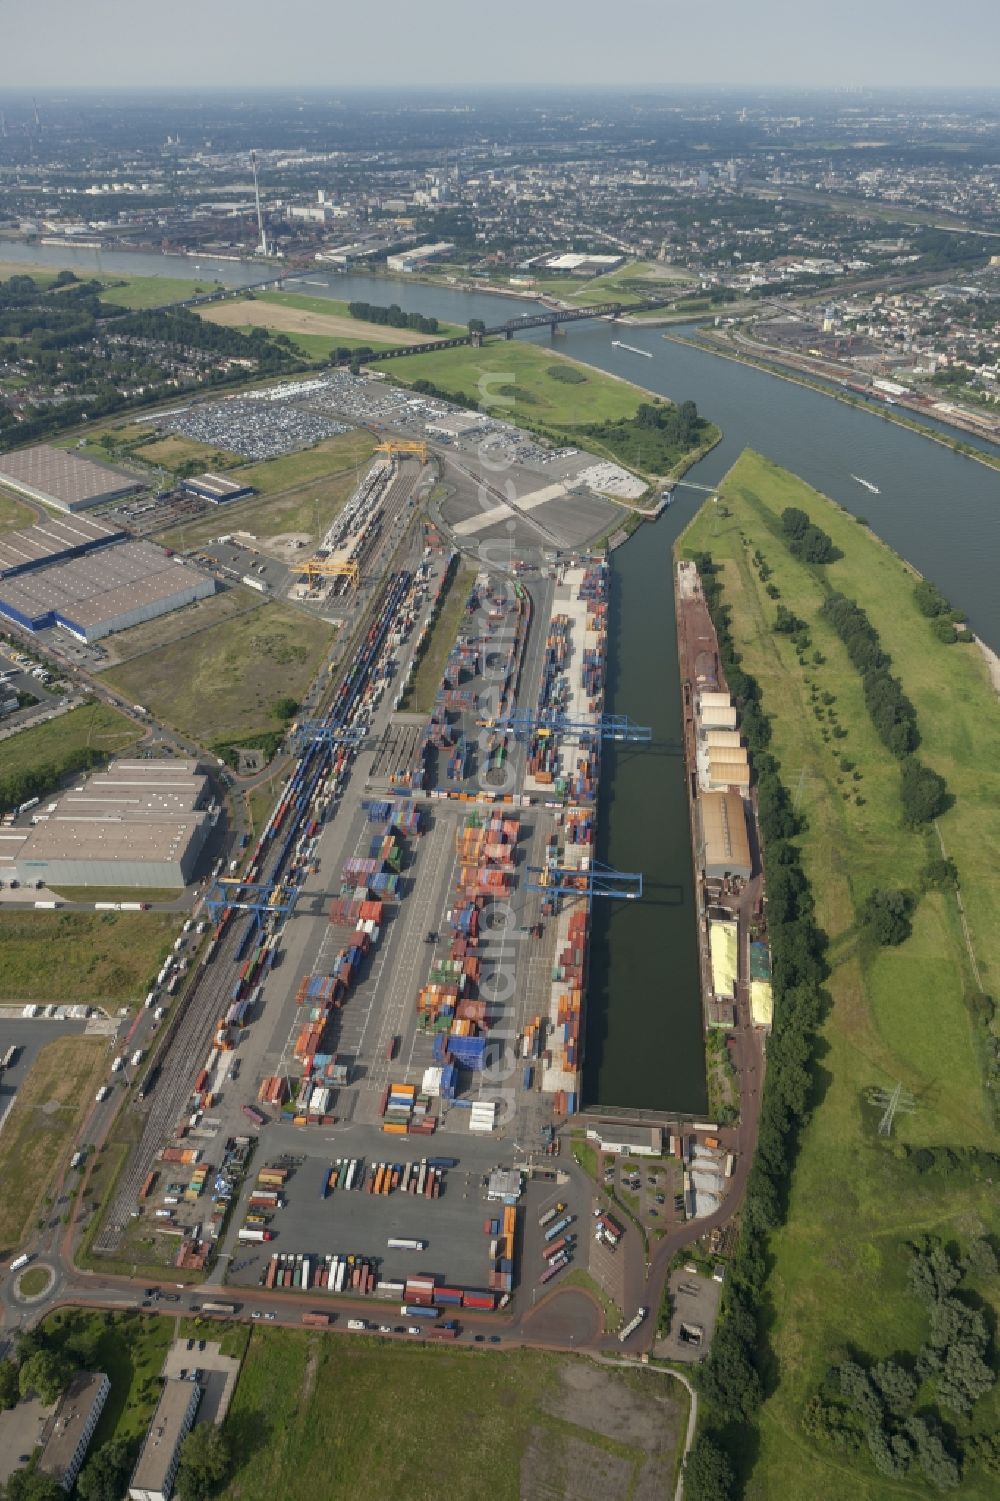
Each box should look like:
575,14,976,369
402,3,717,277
470,331,483,348
504,329,513,340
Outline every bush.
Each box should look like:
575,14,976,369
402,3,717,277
860,888,913,947
900,758,948,825
683,1433,736,1501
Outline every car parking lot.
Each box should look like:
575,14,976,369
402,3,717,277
159,394,351,461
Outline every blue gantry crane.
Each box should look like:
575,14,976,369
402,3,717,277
290,719,367,752
525,859,643,902
204,878,300,923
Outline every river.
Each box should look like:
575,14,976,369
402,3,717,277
6,242,999,1114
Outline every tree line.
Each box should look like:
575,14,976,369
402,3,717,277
682,552,831,1501
818,591,948,825
0,742,107,816
347,301,440,335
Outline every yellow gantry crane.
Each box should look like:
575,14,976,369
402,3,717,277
299,558,361,588
375,439,429,464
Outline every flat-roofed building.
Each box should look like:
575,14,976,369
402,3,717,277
38,1371,110,1492
0,540,213,643
129,1379,200,1501
2,759,210,888
0,444,143,512
181,473,255,504
0,514,123,579
586,1123,663,1157
699,790,752,880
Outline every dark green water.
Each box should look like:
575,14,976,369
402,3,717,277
583,507,707,1116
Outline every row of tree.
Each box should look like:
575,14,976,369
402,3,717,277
780,505,839,564
818,591,948,825
682,553,831,1501
347,301,440,334
0,743,107,817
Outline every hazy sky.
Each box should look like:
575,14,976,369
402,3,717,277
3,0,999,90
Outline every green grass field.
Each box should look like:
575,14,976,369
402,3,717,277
0,909,179,1006
680,451,1000,1500
220,1331,687,1501
103,600,333,749
40,1308,174,1447
138,433,238,469
529,259,696,307
0,701,138,785
97,274,221,309
390,341,647,431
0,487,36,530
0,1035,109,1254
221,428,375,498
399,564,476,713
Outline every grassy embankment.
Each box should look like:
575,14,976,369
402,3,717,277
680,450,999,1500
0,910,179,1006
398,563,476,714
389,340,718,485
0,1036,110,1254
103,599,333,757
0,486,36,529
219,1330,687,1501
97,273,223,310
0,700,138,786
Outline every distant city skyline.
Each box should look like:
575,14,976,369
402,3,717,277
2,0,1000,91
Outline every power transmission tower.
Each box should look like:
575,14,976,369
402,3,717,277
866,1081,917,1138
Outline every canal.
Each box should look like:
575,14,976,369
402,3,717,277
6,243,999,1114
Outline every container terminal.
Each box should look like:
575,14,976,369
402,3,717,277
41,414,753,1346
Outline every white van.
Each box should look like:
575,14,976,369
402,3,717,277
95,1085,111,1103
9,1253,30,1272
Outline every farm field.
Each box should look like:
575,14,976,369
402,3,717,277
198,295,441,353
102,599,332,750
680,451,1000,1500
0,701,139,786
0,1035,109,1254
390,341,647,430
0,909,180,1007
220,1332,688,1501
259,289,466,339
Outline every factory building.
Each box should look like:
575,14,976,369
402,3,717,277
586,1123,664,1157
699,790,752,880
0,444,144,512
386,240,455,272
181,472,255,504
0,540,213,643
542,252,625,276
129,1379,201,1501
38,1372,111,1492
0,514,124,580
0,760,211,889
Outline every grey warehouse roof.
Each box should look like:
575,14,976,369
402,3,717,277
0,443,143,509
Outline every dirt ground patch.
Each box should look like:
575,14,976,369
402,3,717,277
521,1427,633,1501
541,1360,682,1453
197,299,440,347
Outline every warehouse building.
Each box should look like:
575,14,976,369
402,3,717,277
0,444,143,512
586,1123,664,1157
707,747,751,792
181,472,255,504
698,689,738,730
0,760,210,888
129,1379,201,1501
386,240,456,272
38,1371,110,1492
0,513,124,580
0,539,213,643
698,790,752,880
